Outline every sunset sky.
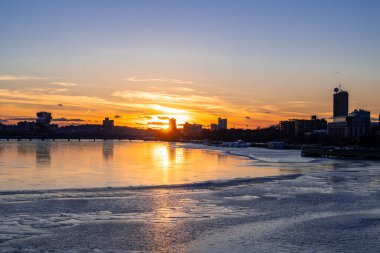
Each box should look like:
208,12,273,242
1,0,380,129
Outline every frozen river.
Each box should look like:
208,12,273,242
1,140,380,252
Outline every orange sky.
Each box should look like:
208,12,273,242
0,75,335,129
1,1,379,128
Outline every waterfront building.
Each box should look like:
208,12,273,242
183,122,202,136
328,87,372,140
346,109,371,138
218,117,228,130
328,109,371,140
17,121,36,132
210,124,219,131
103,117,114,133
168,118,177,132
279,116,327,138
36,112,52,126
209,118,228,131
333,86,349,118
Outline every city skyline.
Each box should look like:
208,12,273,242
1,0,380,129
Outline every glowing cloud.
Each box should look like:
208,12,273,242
125,77,193,84
51,82,78,87
0,75,46,81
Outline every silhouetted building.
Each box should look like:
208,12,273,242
183,122,202,136
347,109,371,138
17,121,35,132
168,118,177,132
328,109,371,140
103,117,114,134
218,117,228,130
280,116,327,138
36,112,52,126
210,124,219,131
333,86,349,118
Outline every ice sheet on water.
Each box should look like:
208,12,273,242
174,143,322,163
227,147,319,163
0,190,252,246
2,142,380,252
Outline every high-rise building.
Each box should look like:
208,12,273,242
218,117,227,130
333,87,349,118
168,118,177,132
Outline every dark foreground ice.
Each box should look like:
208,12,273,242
1,147,380,252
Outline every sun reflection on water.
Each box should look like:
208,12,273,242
0,140,283,191
151,144,170,171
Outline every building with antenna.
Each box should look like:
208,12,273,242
328,86,372,141
333,86,349,118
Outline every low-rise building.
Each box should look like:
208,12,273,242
328,109,371,140
280,116,327,138
210,124,219,131
183,122,202,136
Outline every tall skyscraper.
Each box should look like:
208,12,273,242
333,87,349,118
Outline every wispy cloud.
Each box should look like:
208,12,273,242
0,88,149,119
30,88,69,94
147,121,167,126
286,101,316,108
52,117,84,122
51,82,78,87
125,77,193,84
0,74,46,81
174,87,195,92
9,117,36,121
